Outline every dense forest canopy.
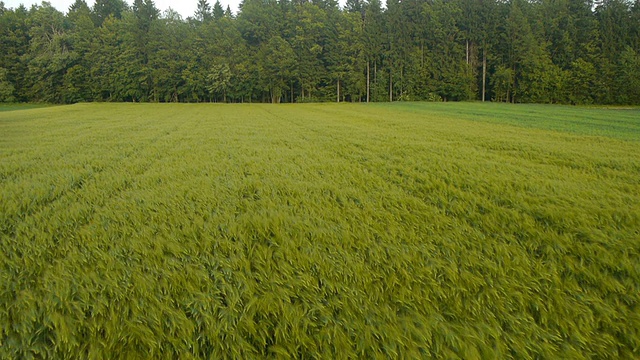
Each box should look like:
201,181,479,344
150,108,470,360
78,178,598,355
0,0,639,104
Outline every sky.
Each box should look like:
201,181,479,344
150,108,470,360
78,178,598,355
2,0,241,18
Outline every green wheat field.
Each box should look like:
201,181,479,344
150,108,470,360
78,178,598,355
1,103,639,358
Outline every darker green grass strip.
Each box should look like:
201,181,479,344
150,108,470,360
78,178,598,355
381,102,640,141
0,104,52,112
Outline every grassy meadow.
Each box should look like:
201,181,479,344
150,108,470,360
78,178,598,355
1,102,639,358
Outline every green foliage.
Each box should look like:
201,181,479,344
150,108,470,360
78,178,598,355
92,0,127,26
23,3,75,103
1,103,639,358
258,36,297,103
206,63,231,102
492,65,513,102
0,67,15,102
614,46,640,104
212,0,225,20
195,0,212,23
568,58,597,105
1,0,640,104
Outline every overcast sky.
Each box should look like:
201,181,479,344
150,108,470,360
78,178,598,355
2,0,242,18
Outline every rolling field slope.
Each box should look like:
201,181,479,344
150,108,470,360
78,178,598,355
1,103,639,358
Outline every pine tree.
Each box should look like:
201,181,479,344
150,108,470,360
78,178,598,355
92,0,127,26
213,0,225,20
195,0,213,22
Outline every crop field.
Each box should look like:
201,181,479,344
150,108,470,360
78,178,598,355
1,103,639,359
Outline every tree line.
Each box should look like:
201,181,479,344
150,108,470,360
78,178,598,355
1,0,639,104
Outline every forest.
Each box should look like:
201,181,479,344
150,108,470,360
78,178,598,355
1,0,639,104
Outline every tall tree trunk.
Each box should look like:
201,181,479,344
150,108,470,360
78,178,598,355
482,44,486,102
389,68,393,102
366,61,370,103
400,66,403,100
512,65,516,104
466,40,469,64
337,79,340,103
374,61,377,101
